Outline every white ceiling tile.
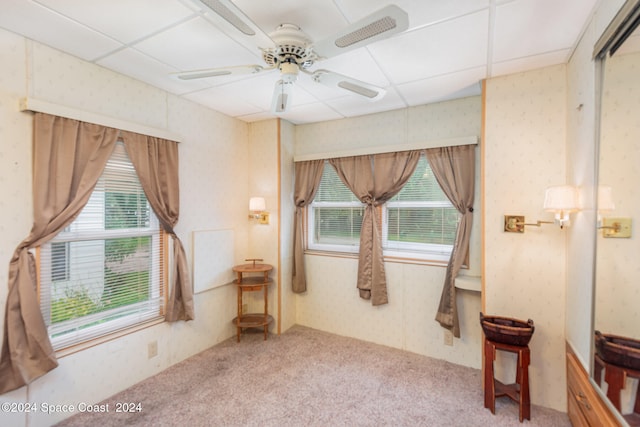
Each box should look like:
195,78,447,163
335,0,490,29
0,0,603,124
396,67,485,106
233,0,349,43
34,0,196,44
311,49,390,87
0,0,121,61
367,10,489,84
183,85,263,118
274,101,344,125
133,16,262,71
491,50,570,78
493,0,598,63
323,87,408,118
97,47,211,95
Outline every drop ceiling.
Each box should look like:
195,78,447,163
0,0,599,125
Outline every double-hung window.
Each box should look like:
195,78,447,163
39,141,166,350
308,154,458,262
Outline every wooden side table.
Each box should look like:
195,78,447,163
231,260,274,342
484,338,531,422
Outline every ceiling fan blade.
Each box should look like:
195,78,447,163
190,0,275,49
172,64,272,81
271,80,294,114
313,5,409,59
311,70,386,101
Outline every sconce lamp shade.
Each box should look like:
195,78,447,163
597,185,615,212
543,185,578,212
249,197,266,212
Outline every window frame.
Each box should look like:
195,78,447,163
37,141,167,352
307,200,365,254
381,200,457,263
305,157,458,263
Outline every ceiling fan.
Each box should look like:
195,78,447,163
174,0,409,114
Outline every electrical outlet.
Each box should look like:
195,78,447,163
148,340,158,359
444,330,453,346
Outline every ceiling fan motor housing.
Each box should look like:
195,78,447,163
262,23,316,70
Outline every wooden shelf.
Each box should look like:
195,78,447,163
231,262,273,342
232,314,274,328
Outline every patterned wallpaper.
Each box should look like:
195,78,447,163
295,97,484,370
0,27,33,427
1,6,629,419
279,120,296,332
484,65,569,411
0,29,251,426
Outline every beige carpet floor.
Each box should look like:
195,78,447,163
56,325,570,426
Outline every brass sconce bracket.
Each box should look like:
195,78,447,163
248,212,270,225
504,215,554,233
600,217,631,238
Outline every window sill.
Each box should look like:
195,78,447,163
304,249,452,268
54,317,165,358
454,275,481,292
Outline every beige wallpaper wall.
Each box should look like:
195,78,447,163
294,98,484,370
484,65,568,411
279,120,296,332
246,120,279,329
0,29,251,426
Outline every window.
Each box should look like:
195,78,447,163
39,142,165,350
308,155,458,261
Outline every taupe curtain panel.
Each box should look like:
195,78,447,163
0,113,118,393
330,151,420,305
428,144,475,338
292,160,324,293
0,114,191,394
120,132,193,322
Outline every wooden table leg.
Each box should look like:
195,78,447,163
236,287,242,342
263,283,268,340
484,339,496,414
519,347,531,421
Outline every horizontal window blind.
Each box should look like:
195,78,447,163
39,142,164,350
308,155,457,259
385,156,458,251
310,163,364,249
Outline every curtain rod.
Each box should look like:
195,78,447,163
293,136,478,162
19,97,182,143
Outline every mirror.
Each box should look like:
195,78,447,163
593,2,640,423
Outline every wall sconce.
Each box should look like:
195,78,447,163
249,197,269,224
504,185,579,233
596,186,632,238
543,185,579,228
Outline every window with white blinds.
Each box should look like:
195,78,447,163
39,142,165,350
308,155,458,261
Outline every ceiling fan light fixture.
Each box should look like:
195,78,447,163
279,61,299,83
197,0,256,36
